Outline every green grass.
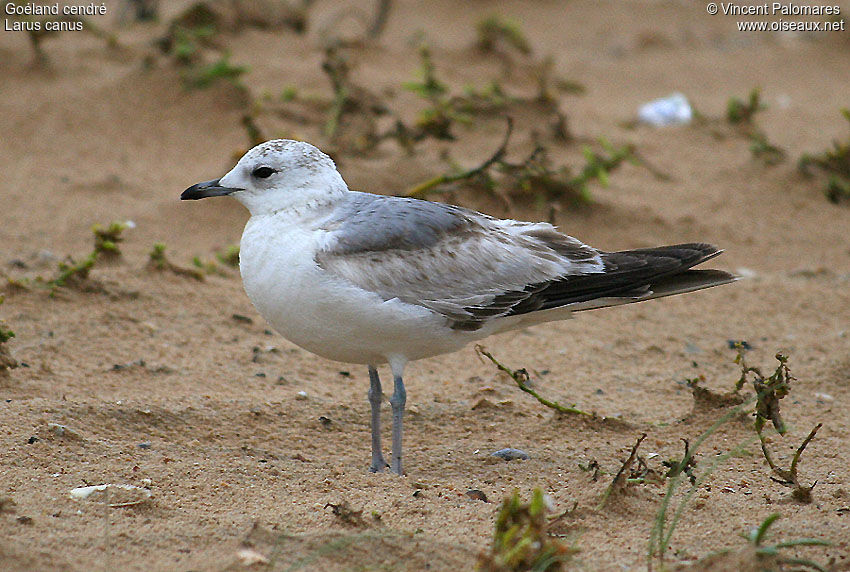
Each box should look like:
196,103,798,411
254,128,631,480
0,296,14,344
183,53,248,89
727,88,765,124
477,488,577,571
147,242,204,281
91,220,131,258
476,15,532,55
743,513,830,570
799,108,850,203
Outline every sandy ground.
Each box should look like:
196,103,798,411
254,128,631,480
1,1,849,570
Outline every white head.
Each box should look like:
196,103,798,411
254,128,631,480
181,140,348,216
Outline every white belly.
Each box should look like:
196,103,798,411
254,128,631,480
238,215,473,365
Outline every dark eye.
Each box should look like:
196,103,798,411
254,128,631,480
252,166,275,179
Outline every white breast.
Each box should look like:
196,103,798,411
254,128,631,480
238,213,473,365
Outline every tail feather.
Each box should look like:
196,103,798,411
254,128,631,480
505,243,734,317
568,269,736,313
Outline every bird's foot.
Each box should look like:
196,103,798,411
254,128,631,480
369,457,389,473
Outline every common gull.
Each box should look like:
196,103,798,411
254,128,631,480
182,139,735,475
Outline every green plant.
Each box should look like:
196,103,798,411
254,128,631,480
148,242,168,270
404,119,514,199
0,324,12,344
476,15,532,55
723,89,788,166
171,24,215,64
402,41,448,100
404,118,636,206
92,220,131,258
570,140,635,202
280,85,298,102
749,132,787,166
492,139,635,205
727,88,765,124
476,488,577,571
455,81,515,114
318,46,387,150
598,433,648,508
402,41,467,140
737,349,823,502
799,109,850,203
216,244,240,267
147,243,204,281
322,45,354,138
533,55,585,105
743,513,830,570
475,345,592,417
0,296,17,376
648,396,759,569
0,296,14,344
49,253,97,289
735,350,792,433
183,52,248,88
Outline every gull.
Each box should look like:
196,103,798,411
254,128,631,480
181,139,735,475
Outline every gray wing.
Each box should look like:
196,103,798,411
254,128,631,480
314,193,604,330
315,193,733,330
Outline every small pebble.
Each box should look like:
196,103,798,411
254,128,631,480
684,342,702,354
490,448,530,461
138,442,152,449
465,489,489,502
48,423,82,440
295,391,308,400
69,484,152,507
27,436,38,444
814,392,834,403
236,547,269,566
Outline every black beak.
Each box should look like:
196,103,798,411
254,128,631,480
181,179,243,200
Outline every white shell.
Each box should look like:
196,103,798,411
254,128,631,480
69,484,151,507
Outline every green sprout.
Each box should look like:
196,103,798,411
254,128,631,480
0,296,14,344
476,15,532,55
0,296,17,375
91,220,131,258
49,253,97,289
147,243,204,281
799,109,850,203
727,88,765,124
216,244,240,267
402,41,465,140
476,345,592,417
183,52,248,89
477,488,577,571
744,513,830,570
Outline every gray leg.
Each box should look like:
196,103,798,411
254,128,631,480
368,366,387,472
389,374,406,475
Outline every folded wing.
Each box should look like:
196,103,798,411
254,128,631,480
315,193,734,331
